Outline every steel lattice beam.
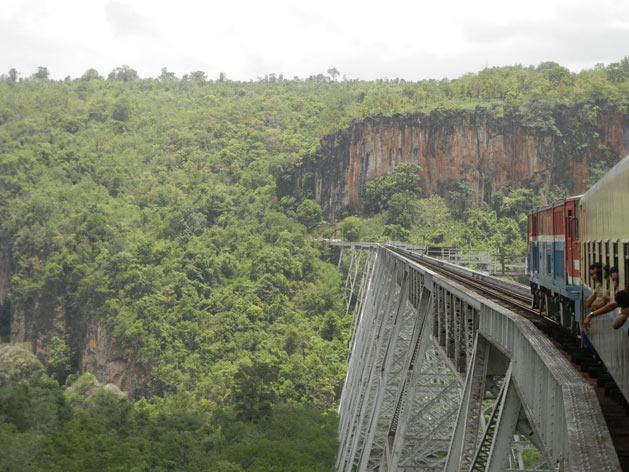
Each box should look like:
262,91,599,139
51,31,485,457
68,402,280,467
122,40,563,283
333,244,620,472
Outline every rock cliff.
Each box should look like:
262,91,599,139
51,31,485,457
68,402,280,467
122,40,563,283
7,293,149,397
2,242,148,397
293,105,629,220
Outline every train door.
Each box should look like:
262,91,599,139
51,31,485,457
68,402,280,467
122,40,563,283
553,205,565,284
565,200,580,285
572,214,580,283
528,213,540,275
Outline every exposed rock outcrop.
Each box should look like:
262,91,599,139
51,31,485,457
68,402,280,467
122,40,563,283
65,372,128,407
293,105,629,220
80,320,148,396
8,296,149,398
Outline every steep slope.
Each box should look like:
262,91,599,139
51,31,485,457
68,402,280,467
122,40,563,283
293,105,629,220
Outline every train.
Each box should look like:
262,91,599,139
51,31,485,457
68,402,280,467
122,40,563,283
527,153,629,333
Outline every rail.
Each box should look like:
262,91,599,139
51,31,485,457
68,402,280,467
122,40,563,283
385,242,527,276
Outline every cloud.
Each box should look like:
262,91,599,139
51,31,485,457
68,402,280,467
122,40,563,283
2,0,629,81
105,1,155,37
0,20,58,76
462,23,523,44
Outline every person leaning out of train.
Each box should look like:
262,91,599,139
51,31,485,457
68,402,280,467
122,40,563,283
593,265,619,310
585,263,605,311
604,265,619,303
584,275,629,330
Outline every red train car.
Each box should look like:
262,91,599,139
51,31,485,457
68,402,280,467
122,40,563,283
528,196,581,328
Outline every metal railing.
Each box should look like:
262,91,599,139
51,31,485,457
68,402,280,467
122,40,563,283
386,242,527,276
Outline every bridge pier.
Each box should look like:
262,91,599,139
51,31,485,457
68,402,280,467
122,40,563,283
334,244,620,471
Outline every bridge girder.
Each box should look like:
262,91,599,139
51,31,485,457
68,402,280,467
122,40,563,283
335,245,620,472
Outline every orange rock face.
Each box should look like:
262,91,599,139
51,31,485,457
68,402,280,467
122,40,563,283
294,107,629,220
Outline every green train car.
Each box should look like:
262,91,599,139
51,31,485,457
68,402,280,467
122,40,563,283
579,152,629,400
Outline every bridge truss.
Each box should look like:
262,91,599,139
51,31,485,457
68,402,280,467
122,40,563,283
335,244,619,472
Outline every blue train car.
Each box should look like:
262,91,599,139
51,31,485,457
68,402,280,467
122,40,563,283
528,196,582,329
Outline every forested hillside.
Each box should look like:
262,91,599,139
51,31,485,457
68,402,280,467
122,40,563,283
1,60,628,470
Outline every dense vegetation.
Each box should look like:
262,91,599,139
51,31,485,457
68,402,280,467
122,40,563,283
1,59,628,469
342,162,538,267
0,346,336,471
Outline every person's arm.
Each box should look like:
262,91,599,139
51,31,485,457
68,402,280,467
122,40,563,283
592,288,611,311
586,283,601,309
612,308,628,329
584,301,619,329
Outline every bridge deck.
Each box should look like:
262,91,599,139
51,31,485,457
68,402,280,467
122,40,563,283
333,243,621,472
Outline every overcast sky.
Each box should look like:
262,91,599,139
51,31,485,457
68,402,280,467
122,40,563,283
2,0,629,81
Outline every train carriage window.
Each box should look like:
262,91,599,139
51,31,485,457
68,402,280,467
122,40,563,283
574,216,579,239
625,243,629,287
583,243,587,285
595,243,599,268
591,242,596,286
594,241,598,263
603,242,610,291
583,243,587,286
540,214,543,233
591,242,596,285
588,242,593,287
613,242,619,269
585,243,588,285
568,210,573,238
610,242,619,300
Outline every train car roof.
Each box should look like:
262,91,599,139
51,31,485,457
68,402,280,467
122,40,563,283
578,152,629,242
580,153,629,204
527,194,583,216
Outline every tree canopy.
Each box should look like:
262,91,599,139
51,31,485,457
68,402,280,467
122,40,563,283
1,56,629,469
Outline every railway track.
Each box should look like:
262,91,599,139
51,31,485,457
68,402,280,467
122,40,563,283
386,245,629,470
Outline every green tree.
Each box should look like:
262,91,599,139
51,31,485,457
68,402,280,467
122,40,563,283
491,217,526,273
296,199,323,230
364,162,422,214
108,65,138,81
48,337,75,383
80,68,102,81
416,195,452,237
112,99,131,122
231,358,279,421
0,377,71,433
499,188,540,219
448,180,475,215
606,57,629,83
32,66,49,80
187,70,207,84
462,207,498,247
340,216,362,242
158,67,177,81
548,185,570,202
3,68,19,83
383,224,410,241
327,67,340,81
385,192,419,229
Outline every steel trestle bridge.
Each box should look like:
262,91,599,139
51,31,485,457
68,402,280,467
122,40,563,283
334,243,620,472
